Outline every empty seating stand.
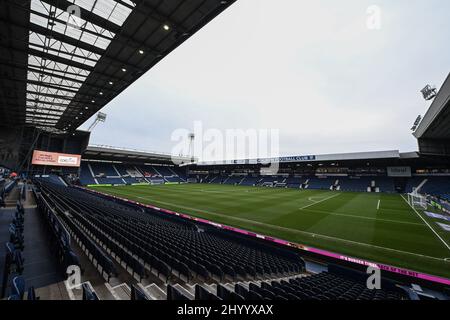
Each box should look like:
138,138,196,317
79,162,96,185
285,177,303,189
223,176,244,185
375,177,395,193
214,272,409,301
8,276,39,300
34,180,304,287
421,176,450,198
339,177,371,192
82,283,99,300
78,162,188,185
240,176,260,186
307,177,333,190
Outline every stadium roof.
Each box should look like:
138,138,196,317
196,150,420,166
0,0,235,133
414,72,450,139
83,144,193,164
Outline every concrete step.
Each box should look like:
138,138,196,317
104,282,131,300
173,283,194,300
145,283,166,300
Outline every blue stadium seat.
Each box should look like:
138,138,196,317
11,276,25,300
82,283,99,300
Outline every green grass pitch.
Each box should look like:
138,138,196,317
89,184,450,279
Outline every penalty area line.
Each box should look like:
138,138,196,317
401,194,450,252
299,193,341,210
105,189,448,262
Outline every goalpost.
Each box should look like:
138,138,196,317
261,182,274,187
149,179,165,186
407,189,428,210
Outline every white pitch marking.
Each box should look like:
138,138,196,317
107,189,448,262
299,208,423,226
299,193,341,210
307,197,319,203
401,194,450,252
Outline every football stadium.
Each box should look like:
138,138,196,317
1,0,450,305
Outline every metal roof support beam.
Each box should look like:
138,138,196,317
0,13,108,56
29,41,99,64
25,122,58,126
27,67,85,85
0,44,94,72
29,14,112,49
28,47,94,72
26,98,70,107
29,15,160,58
40,0,122,34
26,107,65,114
3,1,163,67
125,0,189,34
6,103,65,113
5,77,81,94
25,114,61,120
28,70,115,94
26,90,94,104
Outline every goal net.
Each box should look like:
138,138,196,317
407,190,427,210
275,183,287,188
150,179,165,185
261,182,274,187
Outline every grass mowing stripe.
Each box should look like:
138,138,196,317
401,194,450,252
106,188,446,262
90,185,450,278
300,208,425,226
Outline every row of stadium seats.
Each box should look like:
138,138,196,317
306,177,336,190
223,176,244,185
199,174,449,197
35,175,67,186
35,195,81,275
79,162,96,185
166,271,409,301
240,176,261,186
2,201,40,300
35,180,305,285
338,177,374,192
285,176,303,188
420,177,450,199
404,176,450,201
28,180,434,301
1,179,17,200
200,174,396,192
78,162,186,185
77,161,449,196
404,176,427,193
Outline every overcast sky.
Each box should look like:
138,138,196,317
80,0,450,161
